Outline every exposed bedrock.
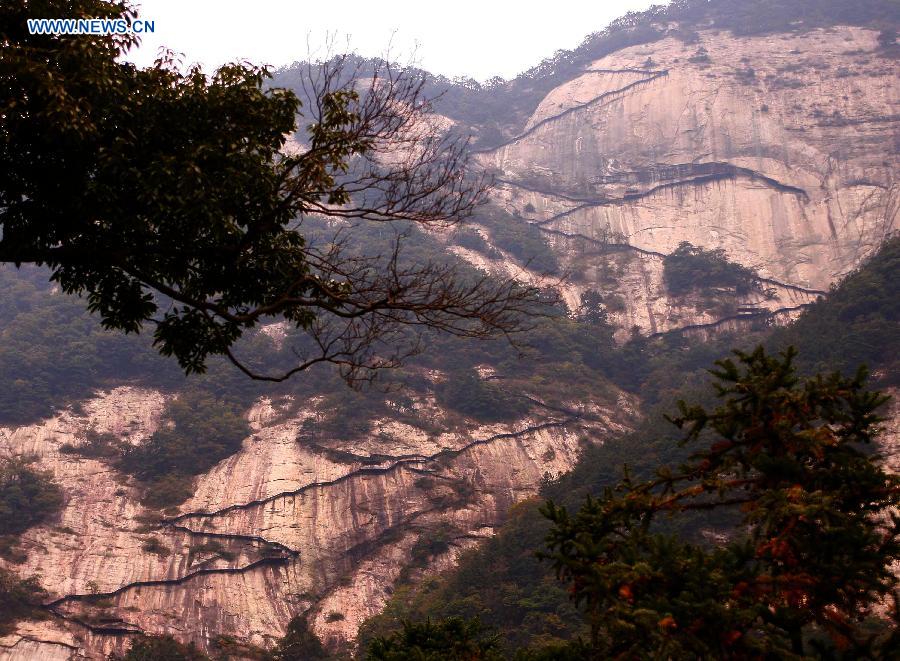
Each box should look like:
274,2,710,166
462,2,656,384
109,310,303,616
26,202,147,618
0,388,632,658
479,27,897,295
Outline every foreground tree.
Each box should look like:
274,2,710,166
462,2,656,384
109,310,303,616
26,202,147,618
542,347,900,658
1,0,536,384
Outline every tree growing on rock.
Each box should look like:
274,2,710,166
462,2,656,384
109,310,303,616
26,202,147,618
0,456,64,549
109,635,209,660
0,568,48,635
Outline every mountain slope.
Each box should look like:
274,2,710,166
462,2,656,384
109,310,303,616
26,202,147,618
360,235,900,655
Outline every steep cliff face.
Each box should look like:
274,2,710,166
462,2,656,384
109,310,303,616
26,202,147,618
469,27,896,335
0,385,633,658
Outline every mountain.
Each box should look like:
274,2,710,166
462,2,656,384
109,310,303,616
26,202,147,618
0,0,898,658
460,19,897,338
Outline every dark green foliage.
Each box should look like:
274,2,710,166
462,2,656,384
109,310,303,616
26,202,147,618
688,46,712,64
366,617,503,660
0,568,47,635
435,369,530,423
140,537,170,557
0,266,181,425
60,428,123,459
358,502,587,653
0,457,63,537
109,635,209,660
136,474,195,511
478,209,559,275
512,640,591,660
769,236,900,385
119,391,249,481
190,540,235,563
575,290,608,327
542,347,900,657
269,616,328,660
118,391,250,508
663,241,767,299
409,528,452,567
0,262,285,427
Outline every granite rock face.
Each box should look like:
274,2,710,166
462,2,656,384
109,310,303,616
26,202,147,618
469,26,896,336
0,388,632,658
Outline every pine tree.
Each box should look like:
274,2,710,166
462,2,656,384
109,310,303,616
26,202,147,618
542,347,900,658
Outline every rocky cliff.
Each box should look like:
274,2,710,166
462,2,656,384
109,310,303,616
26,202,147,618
0,384,633,658
463,26,896,337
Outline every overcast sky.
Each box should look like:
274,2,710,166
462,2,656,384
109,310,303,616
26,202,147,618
125,1,659,81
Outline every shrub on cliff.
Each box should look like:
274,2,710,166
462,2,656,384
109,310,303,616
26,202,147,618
435,368,530,423
0,568,48,635
109,635,209,660
477,207,560,275
118,391,250,508
0,457,63,538
269,615,328,660
663,241,769,300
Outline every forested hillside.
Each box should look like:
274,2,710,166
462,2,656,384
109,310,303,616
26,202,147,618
359,236,900,655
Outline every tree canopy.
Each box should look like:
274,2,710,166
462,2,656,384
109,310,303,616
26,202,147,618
109,635,209,661
367,617,503,660
542,347,899,658
1,0,536,385
663,241,769,299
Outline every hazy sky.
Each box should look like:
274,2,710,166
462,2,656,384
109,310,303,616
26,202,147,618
125,1,659,81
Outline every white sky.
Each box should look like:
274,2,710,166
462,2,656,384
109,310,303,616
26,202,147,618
126,0,659,82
